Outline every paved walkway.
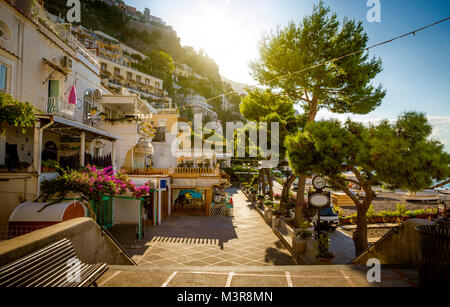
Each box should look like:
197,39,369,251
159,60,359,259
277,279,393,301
110,188,296,266
103,188,417,287
97,265,418,287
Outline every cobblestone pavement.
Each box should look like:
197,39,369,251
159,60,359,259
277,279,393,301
111,188,296,266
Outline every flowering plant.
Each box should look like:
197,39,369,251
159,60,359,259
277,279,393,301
41,165,154,201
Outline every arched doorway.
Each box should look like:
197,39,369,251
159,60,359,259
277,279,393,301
83,89,94,124
42,141,57,161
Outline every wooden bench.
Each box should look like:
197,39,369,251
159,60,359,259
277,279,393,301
0,238,108,287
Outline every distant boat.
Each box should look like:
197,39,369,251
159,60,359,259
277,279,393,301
403,190,440,203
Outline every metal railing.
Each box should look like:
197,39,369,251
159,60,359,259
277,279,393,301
125,167,221,177
47,97,75,118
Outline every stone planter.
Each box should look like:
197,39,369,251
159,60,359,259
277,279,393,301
264,209,273,226
293,236,307,254
272,216,282,231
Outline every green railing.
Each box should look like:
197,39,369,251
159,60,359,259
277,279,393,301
90,196,114,229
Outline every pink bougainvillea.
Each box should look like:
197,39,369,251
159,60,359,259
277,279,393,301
41,165,155,201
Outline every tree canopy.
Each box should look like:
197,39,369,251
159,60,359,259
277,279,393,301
250,1,385,120
285,112,450,254
250,1,386,220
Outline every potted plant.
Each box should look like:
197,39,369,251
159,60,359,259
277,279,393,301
257,194,265,207
90,106,98,115
99,112,107,120
316,233,334,264
249,187,257,202
263,199,273,209
41,159,58,173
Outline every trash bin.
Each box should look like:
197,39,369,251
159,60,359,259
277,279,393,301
415,225,449,286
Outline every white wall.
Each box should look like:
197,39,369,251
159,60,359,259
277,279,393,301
113,198,140,224
152,133,178,168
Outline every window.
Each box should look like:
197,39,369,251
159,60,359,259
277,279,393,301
114,67,120,76
136,75,141,83
158,119,167,127
145,78,149,85
101,62,107,70
0,64,7,92
155,82,160,89
127,72,133,80
48,80,60,98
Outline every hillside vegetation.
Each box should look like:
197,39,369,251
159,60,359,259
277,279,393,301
44,0,244,124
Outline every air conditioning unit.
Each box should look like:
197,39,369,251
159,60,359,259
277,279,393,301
61,56,73,71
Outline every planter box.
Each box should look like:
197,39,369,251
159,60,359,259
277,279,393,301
272,216,282,231
264,209,273,226
272,217,317,264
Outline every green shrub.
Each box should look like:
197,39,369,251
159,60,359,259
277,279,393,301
263,200,274,207
296,229,312,240
317,233,333,258
366,205,376,218
41,159,59,168
396,203,407,215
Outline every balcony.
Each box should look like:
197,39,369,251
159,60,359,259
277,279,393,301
123,167,220,178
47,97,75,119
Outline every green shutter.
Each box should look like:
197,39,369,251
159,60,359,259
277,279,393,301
48,80,60,98
0,65,7,91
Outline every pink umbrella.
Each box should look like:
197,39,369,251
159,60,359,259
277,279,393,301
68,85,77,104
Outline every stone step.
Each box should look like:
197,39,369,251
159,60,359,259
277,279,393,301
97,264,417,287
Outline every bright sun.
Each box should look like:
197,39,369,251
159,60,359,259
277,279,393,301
174,1,259,83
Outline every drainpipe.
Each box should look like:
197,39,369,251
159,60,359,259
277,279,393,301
111,140,116,171
80,132,86,168
34,119,55,197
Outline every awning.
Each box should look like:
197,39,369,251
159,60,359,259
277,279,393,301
37,115,123,141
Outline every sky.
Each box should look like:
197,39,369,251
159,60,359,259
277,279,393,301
125,0,450,148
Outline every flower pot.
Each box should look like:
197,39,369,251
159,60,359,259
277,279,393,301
373,217,383,223
340,218,350,225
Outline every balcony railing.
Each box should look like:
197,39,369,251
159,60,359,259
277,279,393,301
47,97,75,119
124,167,220,178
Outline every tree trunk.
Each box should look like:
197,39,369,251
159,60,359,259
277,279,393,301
266,169,273,201
260,169,266,194
295,176,307,222
281,174,296,213
353,204,369,256
353,191,374,256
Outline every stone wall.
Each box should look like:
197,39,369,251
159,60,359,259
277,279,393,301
351,218,435,266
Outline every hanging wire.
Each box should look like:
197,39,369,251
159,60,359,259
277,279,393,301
205,16,450,102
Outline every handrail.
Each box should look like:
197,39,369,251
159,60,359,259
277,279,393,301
348,224,401,264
